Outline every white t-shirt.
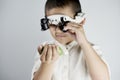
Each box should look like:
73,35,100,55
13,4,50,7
31,41,109,80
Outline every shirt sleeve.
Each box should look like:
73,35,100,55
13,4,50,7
31,52,41,80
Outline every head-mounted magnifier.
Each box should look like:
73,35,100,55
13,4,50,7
40,12,86,32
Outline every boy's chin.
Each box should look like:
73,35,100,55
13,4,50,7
56,39,74,45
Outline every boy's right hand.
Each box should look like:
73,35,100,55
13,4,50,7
38,44,60,64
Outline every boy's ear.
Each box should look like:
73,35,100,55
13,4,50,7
80,18,86,25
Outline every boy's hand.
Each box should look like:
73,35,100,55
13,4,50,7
38,44,60,64
64,19,88,46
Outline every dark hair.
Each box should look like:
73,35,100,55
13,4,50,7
45,0,82,16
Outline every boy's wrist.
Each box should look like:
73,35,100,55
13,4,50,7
41,62,55,67
40,63,55,71
79,39,90,48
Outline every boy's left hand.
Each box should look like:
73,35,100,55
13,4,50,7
64,19,88,46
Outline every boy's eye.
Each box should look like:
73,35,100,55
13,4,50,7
48,24,57,28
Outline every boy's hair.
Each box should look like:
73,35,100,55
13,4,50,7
45,0,82,16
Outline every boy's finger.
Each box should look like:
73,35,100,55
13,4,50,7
42,44,48,60
56,45,60,56
52,45,57,60
40,44,48,62
38,45,43,55
64,25,77,33
40,54,45,62
46,45,52,61
67,22,83,28
64,22,84,33
70,19,85,26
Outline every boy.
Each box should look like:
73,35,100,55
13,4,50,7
31,0,110,80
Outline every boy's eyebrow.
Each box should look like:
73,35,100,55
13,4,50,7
46,13,69,17
45,13,72,17
46,14,74,19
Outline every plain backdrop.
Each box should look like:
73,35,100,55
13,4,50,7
0,0,120,80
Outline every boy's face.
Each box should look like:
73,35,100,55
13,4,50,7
46,7,75,45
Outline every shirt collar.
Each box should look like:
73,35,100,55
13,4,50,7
55,40,78,50
65,40,78,50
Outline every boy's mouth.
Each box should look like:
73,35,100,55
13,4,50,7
56,34,66,38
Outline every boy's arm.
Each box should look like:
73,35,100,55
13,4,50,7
33,44,59,80
64,19,110,80
81,41,110,80
33,63,54,80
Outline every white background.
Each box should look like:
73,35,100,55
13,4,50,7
0,0,120,80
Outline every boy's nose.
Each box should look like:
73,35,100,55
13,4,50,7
55,26,63,32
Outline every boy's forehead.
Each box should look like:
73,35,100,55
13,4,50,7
45,7,74,17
